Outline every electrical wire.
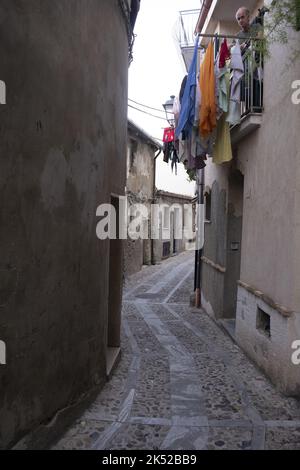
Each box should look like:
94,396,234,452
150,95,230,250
128,98,174,115
128,104,169,121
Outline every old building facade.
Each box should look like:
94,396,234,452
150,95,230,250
153,190,196,264
124,120,161,276
191,0,300,395
0,0,140,449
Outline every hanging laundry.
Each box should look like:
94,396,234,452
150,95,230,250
226,42,244,126
217,67,229,114
172,97,181,128
193,71,202,126
178,139,188,164
215,39,230,117
219,38,230,69
213,71,233,165
163,127,175,143
163,142,173,163
179,76,188,104
171,147,179,175
175,35,199,139
199,41,217,138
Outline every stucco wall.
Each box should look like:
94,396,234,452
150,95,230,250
237,31,300,313
0,0,128,449
199,0,300,395
234,23,300,395
236,285,300,395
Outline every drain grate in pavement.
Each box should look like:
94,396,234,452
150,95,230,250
135,293,161,299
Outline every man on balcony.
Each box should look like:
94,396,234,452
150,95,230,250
236,7,263,44
235,6,265,112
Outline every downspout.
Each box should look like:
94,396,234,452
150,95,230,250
193,0,212,307
151,148,162,265
195,168,205,308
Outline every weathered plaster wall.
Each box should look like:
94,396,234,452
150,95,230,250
200,0,300,395
126,140,155,201
0,0,128,448
235,27,300,394
202,180,227,318
236,31,300,313
236,285,300,396
124,135,156,276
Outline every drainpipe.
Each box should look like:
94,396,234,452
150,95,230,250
195,168,205,308
151,148,162,265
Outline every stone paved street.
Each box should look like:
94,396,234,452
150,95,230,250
53,252,300,450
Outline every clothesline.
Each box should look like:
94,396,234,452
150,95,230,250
196,32,261,40
163,34,250,173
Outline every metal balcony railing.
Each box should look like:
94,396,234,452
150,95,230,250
239,40,264,117
200,34,264,119
212,36,264,118
178,9,201,48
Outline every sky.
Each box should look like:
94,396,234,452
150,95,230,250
128,0,201,197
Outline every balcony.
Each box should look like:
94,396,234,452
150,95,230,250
178,25,263,143
230,38,264,144
177,0,266,144
177,8,201,71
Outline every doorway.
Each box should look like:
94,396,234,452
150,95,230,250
223,170,244,326
106,195,122,376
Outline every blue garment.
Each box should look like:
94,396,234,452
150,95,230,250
175,36,199,139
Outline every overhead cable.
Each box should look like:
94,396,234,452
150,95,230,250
128,104,168,121
129,98,173,115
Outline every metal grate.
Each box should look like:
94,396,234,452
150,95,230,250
162,242,171,258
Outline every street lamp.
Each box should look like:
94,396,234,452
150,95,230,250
162,95,175,127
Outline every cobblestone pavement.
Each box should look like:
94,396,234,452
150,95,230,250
53,252,300,450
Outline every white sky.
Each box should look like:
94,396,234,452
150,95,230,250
128,0,201,197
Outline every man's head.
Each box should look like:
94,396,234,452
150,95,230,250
236,7,250,32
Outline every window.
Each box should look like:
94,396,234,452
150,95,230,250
256,307,271,338
205,193,211,222
163,206,170,230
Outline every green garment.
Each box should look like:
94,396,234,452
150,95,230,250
218,67,229,114
213,72,232,165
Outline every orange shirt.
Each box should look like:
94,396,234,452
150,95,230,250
199,41,217,138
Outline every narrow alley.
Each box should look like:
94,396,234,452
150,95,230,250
53,252,300,451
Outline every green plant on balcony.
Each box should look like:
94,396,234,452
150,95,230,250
263,0,300,63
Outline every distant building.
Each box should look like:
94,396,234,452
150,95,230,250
125,120,161,276
153,190,196,264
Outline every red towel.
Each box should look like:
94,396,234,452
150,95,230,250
163,127,175,143
219,38,230,68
